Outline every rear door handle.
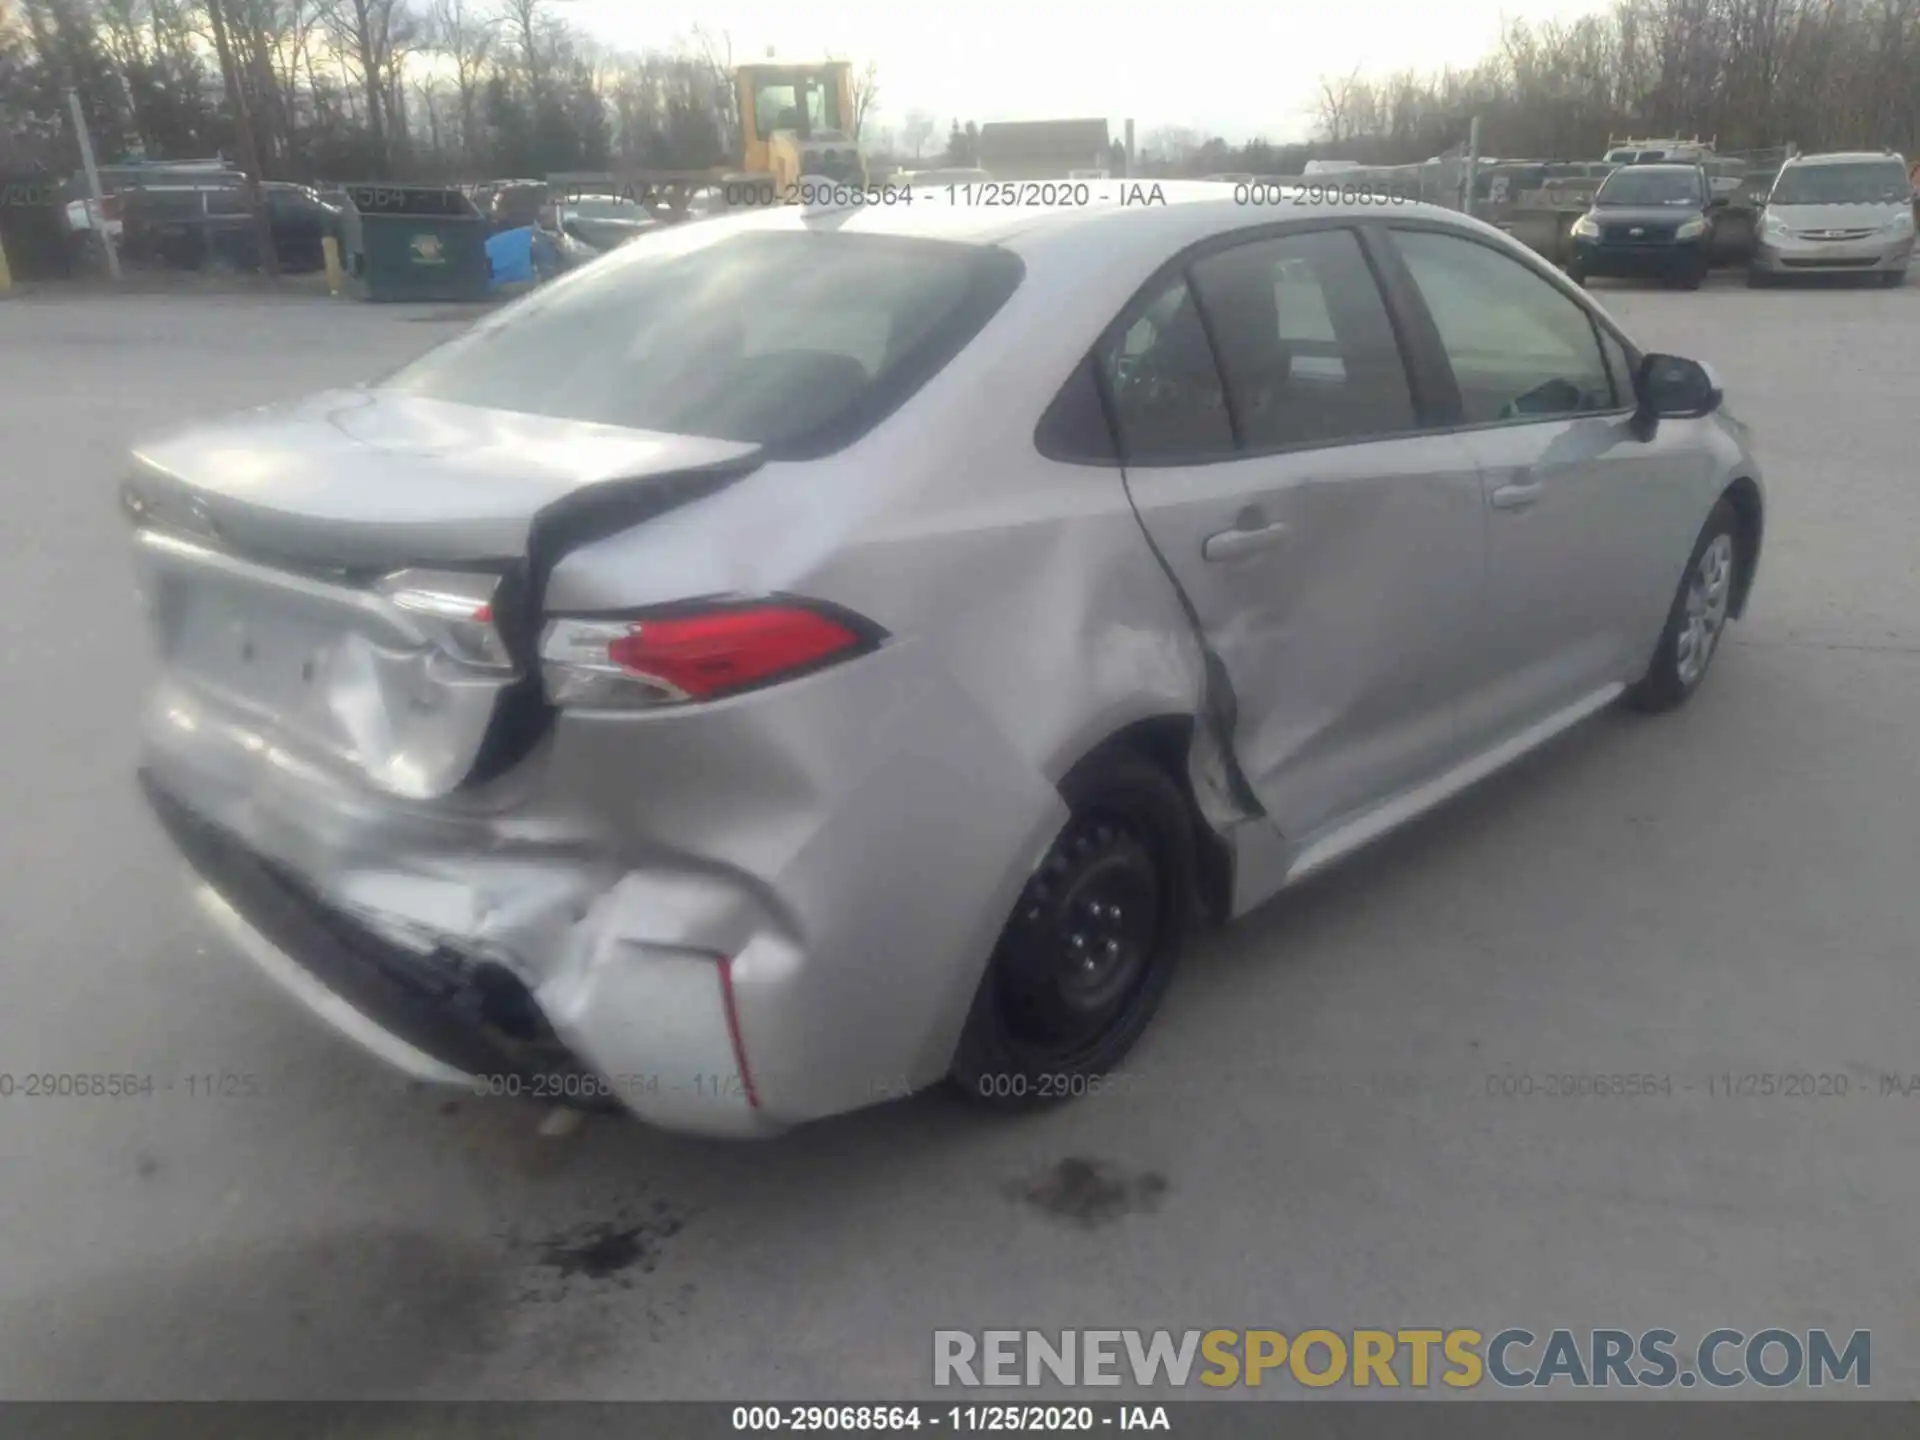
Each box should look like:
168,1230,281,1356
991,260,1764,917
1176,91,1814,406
1203,520,1290,562
1489,480,1545,511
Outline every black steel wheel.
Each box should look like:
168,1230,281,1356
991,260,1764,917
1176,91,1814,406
951,752,1196,1112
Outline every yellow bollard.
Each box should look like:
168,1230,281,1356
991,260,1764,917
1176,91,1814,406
0,234,13,293
321,235,343,296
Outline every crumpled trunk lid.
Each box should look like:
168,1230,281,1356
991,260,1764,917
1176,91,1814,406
126,389,761,800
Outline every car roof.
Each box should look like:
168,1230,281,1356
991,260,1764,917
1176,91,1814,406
1605,162,1702,175
706,180,1469,251
1786,151,1904,166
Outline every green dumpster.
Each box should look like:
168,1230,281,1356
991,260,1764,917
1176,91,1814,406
339,184,489,302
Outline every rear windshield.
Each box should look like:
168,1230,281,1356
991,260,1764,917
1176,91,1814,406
1771,161,1910,205
385,228,1025,458
1596,168,1701,205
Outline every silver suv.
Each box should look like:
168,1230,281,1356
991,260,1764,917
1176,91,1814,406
1751,151,1915,286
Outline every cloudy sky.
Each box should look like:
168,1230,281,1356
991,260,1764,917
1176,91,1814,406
567,0,1609,143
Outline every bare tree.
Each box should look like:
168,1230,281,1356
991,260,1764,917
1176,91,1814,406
1315,66,1363,143
426,0,494,167
318,0,421,169
498,0,555,108
690,22,736,153
899,106,934,159
848,57,878,138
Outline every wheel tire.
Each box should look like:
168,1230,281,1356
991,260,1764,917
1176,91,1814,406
1745,266,1771,289
1677,260,1706,290
1627,498,1744,714
1566,264,1587,288
950,752,1196,1112
1881,268,1906,289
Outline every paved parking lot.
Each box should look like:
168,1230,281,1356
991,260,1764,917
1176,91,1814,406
2,272,1919,1400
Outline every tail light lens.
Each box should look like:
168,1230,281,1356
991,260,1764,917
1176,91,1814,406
99,195,122,221
539,601,879,710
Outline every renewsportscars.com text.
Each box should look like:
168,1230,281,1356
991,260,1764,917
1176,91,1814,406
933,1328,1870,1390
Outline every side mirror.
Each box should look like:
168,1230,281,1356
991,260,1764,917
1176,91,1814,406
1636,353,1723,423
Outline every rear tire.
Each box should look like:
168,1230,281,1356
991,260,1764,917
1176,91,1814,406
951,752,1196,1112
1745,266,1772,289
1881,268,1906,289
1627,498,1743,714
1566,263,1587,287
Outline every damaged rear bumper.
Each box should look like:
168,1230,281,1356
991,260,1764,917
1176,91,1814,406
142,769,783,1138
137,619,1070,1138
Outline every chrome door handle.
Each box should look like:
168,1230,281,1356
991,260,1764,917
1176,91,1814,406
1203,521,1290,562
1490,480,1545,511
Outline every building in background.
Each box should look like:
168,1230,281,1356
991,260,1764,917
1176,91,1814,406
976,120,1115,180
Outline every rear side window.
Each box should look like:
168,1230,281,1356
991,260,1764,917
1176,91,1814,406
386,231,1025,458
1096,276,1235,462
1187,228,1417,450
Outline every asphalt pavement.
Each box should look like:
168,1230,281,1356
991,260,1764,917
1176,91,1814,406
2,274,1918,1400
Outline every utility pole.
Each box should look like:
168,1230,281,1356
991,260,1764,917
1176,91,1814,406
67,88,122,281
1464,114,1482,218
205,0,280,277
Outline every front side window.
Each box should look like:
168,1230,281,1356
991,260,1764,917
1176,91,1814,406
753,76,842,139
1097,276,1234,462
386,230,1022,458
1186,227,1417,449
1391,229,1615,425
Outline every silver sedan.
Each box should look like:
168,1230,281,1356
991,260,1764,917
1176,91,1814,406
125,185,1764,1137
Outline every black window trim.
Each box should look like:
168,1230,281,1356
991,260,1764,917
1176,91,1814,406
1037,216,1450,471
1372,218,1641,435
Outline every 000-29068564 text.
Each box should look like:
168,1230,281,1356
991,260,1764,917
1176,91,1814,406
730,1405,1110,1432
1235,182,1415,207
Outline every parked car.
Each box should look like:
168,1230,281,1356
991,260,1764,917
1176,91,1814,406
483,179,549,234
1748,150,1914,287
118,179,342,272
533,193,661,273
1567,162,1723,287
61,162,249,263
126,187,1763,1138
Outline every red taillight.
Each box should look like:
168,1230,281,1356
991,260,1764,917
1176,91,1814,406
540,602,877,709
606,606,859,697
99,195,122,221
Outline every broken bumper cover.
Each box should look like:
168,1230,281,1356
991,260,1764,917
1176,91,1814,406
141,770,780,1137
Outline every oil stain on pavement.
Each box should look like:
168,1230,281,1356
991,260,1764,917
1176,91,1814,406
508,1198,687,1302
1009,1157,1169,1228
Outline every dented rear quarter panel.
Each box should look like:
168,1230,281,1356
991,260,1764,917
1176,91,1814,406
134,213,1242,1128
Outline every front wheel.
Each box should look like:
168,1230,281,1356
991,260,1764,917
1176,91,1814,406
950,753,1195,1112
1880,268,1907,289
1745,266,1773,289
1627,499,1743,714
1566,262,1587,287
